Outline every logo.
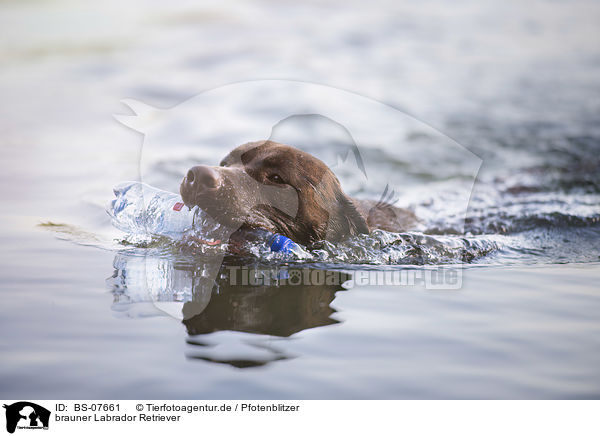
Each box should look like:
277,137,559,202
3,402,50,434
107,80,480,322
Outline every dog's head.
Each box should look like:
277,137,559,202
180,140,368,245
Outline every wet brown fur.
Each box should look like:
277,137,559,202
180,140,417,246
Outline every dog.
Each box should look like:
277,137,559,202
180,140,417,246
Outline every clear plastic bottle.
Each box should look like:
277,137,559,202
107,182,197,239
107,181,306,255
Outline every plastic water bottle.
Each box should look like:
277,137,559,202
107,182,197,238
107,181,304,255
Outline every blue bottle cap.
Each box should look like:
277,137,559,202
269,233,298,253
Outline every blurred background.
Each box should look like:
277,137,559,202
1,0,599,247
0,0,599,398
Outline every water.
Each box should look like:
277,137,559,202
1,0,599,399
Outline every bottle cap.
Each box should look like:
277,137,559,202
269,233,297,253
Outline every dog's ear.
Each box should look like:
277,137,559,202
336,193,369,236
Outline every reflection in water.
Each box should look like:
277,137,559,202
106,252,350,368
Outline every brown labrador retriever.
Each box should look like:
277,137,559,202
180,140,417,246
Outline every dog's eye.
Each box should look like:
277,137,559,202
267,173,285,184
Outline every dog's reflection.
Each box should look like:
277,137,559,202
107,253,350,368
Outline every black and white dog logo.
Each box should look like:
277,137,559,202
3,402,50,434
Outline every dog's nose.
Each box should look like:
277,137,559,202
185,165,219,189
